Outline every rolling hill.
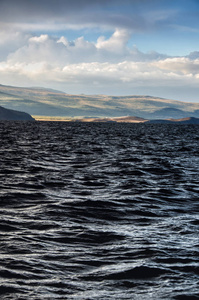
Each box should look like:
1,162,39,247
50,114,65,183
0,84,199,120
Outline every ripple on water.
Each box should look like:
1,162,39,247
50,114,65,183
0,122,199,299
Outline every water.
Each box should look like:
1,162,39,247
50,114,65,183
0,121,199,300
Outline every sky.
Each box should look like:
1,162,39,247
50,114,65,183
0,0,199,102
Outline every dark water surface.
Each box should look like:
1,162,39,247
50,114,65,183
1,121,199,299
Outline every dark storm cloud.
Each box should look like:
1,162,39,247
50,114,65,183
0,0,178,32
0,0,116,21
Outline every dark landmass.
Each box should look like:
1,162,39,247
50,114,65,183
149,107,188,119
0,106,35,121
147,117,199,124
0,84,199,120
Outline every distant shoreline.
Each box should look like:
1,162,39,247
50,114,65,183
33,115,199,124
33,115,147,123
33,116,73,122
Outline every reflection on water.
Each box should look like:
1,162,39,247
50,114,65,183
0,121,199,299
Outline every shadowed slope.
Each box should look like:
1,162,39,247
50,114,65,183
0,106,35,121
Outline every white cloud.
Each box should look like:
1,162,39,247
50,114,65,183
7,34,67,66
153,57,199,75
1,58,198,89
6,30,131,65
0,28,31,60
0,30,199,100
29,34,49,43
5,30,166,66
96,29,130,54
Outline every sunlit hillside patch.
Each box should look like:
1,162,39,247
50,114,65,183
33,115,73,121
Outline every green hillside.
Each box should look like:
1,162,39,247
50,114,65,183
0,84,198,119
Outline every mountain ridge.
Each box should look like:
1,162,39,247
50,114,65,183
0,84,199,119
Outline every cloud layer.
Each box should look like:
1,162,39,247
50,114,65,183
0,0,194,34
1,0,199,101
0,29,199,100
